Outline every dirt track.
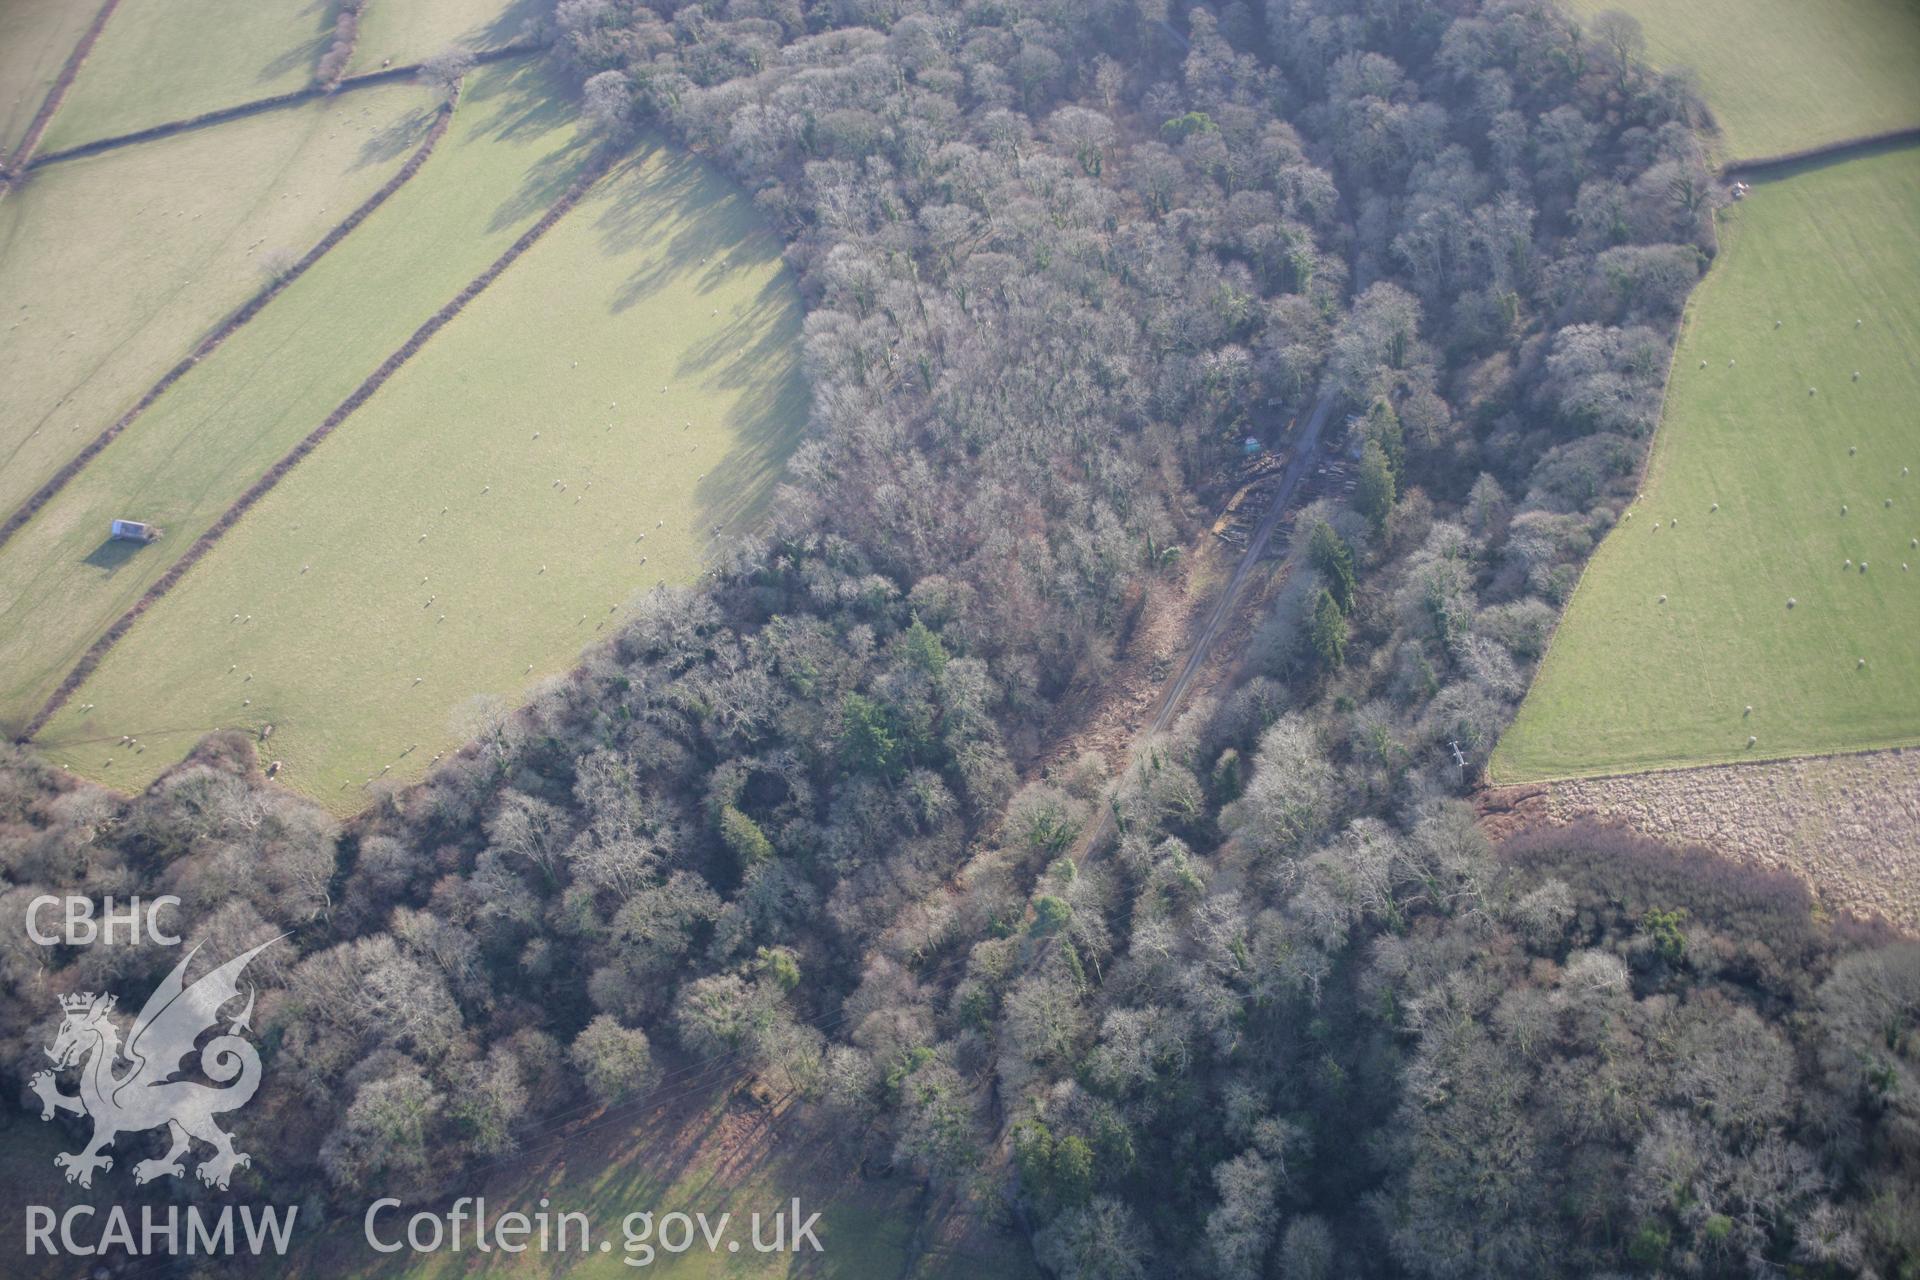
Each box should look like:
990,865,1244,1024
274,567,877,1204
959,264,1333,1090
1056,385,1339,865
1485,748,1920,932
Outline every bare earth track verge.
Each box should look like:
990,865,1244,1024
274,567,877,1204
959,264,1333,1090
1481,748,1920,933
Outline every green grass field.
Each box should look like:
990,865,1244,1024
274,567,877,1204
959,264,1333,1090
1565,0,1920,161
1494,145,1920,781
38,0,337,151
348,0,543,74
0,0,97,156
0,57,594,736
38,134,807,807
0,81,437,517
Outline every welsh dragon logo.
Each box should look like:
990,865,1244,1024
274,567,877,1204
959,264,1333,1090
30,938,279,1190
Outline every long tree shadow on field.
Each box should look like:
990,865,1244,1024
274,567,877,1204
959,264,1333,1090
687,287,808,538
600,147,775,302
694,337,809,540
354,105,441,169
591,146,811,541
468,0,549,50
256,0,336,87
448,56,598,236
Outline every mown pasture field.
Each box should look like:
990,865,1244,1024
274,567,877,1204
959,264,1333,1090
0,0,97,156
1494,145,1920,781
0,80,438,516
39,136,807,806
37,0,336,152
348,0,544,74
1565,0,1920,161
0,57,595,734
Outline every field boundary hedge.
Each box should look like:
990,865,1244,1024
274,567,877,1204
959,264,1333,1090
1490,247,1704,789
0,92,459,556
315,0,367,91
1487,724,1920,786
0,0,123,183
22,140,619,741
1725,127,1920,180
23,41,544,170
